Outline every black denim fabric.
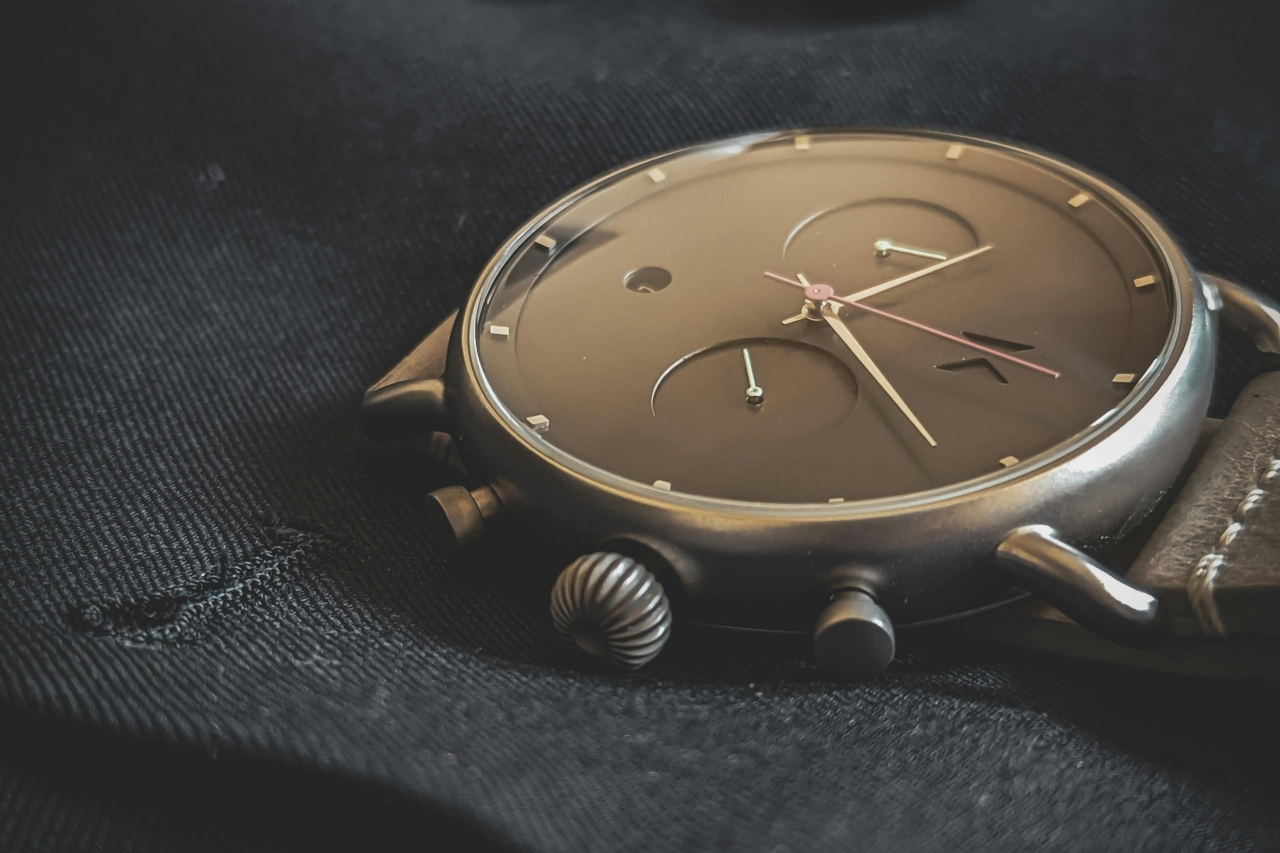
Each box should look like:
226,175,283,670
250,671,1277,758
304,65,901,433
3,1,1280,851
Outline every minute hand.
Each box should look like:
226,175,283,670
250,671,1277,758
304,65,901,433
842,244,993,303
822,307,937,447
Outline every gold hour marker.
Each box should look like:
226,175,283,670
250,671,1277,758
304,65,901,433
827,497,845,504
653,479,672,491
794,135,810,150
1068,193,1091,208
999,456,1020,468
534,234,557,251
647,167,666,183
945,144,964,160
488,324,510,337
1113,373,1136,385
526,414,550,430
1133,275,1157,288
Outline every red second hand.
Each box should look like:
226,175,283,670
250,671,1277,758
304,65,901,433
762,271,1060,379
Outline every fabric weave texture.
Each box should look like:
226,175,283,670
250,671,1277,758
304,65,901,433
3,1,1280,850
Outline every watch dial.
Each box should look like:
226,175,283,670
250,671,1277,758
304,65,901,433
470,132,1175,504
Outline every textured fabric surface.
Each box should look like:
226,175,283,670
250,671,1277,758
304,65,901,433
3,1,1280,850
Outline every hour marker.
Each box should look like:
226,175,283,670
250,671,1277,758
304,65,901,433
827,497,845,504
794,135,810,150
526,414,550,430
534,234,557,251
945,144,964,160
999,456,1020,468
1133,274,1157,288
1112,373,1136,385
488,324,510,337
1068,193,1091,208
653,479,672,491
647,167,666,183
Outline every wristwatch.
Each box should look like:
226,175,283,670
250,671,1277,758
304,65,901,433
361,129,1280,677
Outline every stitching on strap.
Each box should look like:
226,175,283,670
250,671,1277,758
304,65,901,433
1187,456,1280,638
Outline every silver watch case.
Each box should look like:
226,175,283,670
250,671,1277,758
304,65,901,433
366,130,1237,671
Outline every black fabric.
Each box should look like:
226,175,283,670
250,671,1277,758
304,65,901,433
3,1,1280,850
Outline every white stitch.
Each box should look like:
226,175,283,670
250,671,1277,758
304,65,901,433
1186,448,1280,639
1188,554,1227,638
1237,488,1266,516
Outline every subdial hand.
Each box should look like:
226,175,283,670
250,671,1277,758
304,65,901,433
742,348,764,405
874,239,948,261
843,244,994,304
763,271,1059,379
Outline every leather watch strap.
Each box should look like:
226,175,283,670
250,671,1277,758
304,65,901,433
1128,371,1280,639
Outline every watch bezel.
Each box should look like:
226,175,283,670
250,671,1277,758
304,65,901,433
461,128,1196,519
444,128,1214,629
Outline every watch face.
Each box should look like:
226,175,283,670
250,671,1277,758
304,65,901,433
469,131,1177,504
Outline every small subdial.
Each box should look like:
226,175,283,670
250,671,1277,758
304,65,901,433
784,198,979,296
652,338,858,455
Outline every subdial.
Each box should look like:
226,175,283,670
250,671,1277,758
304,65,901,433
651,338,858,455
784,198,980,296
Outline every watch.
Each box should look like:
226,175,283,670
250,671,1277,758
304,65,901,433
361,129,1280,677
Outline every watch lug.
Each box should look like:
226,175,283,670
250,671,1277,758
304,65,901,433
362,378,446,441
995,526,1164,647
368,309,457,393
1202,273,1280,354
361,310,458,440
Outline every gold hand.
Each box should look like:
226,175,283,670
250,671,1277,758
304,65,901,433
802,275,937,447
842,244,994,303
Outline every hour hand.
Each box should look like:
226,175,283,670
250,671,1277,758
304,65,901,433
821,305,937,447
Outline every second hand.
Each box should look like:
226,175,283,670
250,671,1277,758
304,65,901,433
763,271,1060,379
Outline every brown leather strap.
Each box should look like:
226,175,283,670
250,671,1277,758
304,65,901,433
1129,371,1280,638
